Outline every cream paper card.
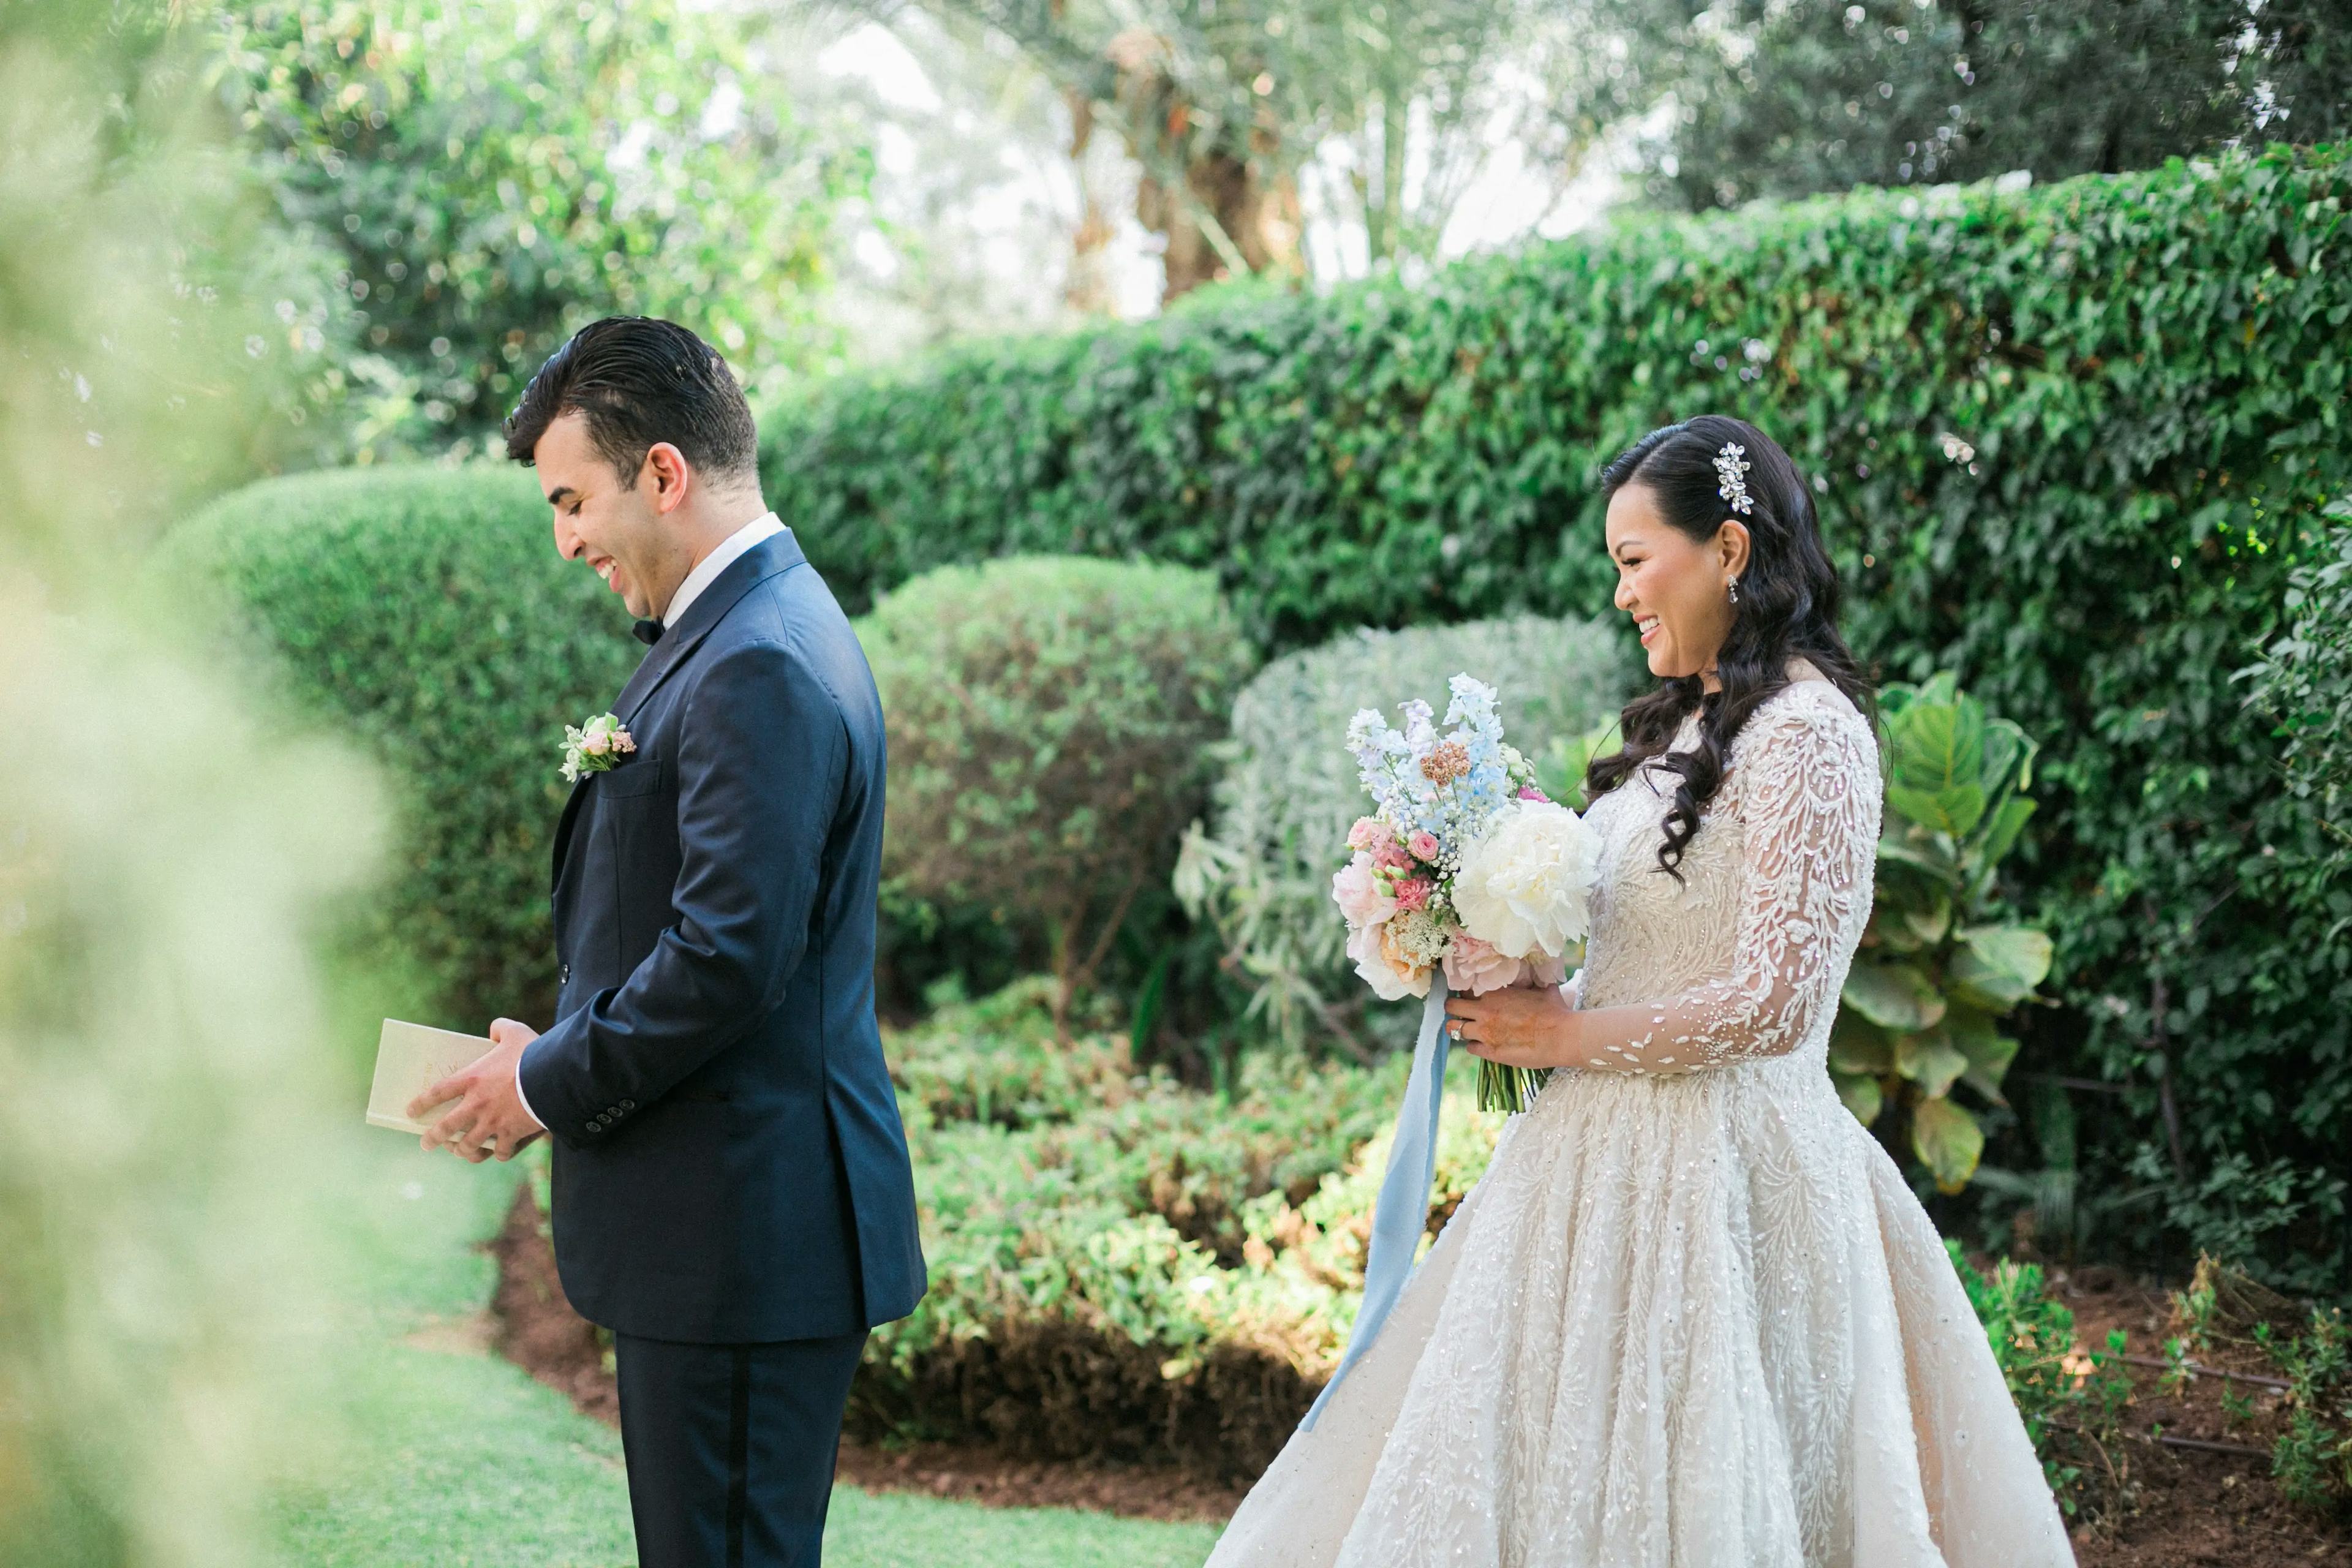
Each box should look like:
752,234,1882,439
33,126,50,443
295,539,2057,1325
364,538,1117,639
368,1018,496,1144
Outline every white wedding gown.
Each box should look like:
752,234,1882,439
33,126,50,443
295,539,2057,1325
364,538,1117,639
1205,669,2074,1568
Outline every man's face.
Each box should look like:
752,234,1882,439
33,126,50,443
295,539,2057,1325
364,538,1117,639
537,410,669,620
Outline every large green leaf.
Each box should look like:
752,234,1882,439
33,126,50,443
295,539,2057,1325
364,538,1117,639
1876,832,1961,887
1903,893,1953,948
1948,1005,2021,1104
1887,685,1984,798
1950,924,2054,1011
1967,795,2038,888
1978,719,2035,804
1894,1025,1970,1098
1833,1068,1883,1126
1887,780,1988,839
1911,1096,1986,1194
1842,959,1948,1033
1829,1011,1894,1075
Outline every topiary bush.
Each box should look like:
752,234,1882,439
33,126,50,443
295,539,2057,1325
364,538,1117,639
859,556,1259,1038
164,465,642,1033
1175,613,1634,1055
761,144,2352,1286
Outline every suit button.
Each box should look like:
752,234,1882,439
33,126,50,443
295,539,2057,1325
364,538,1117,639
619,1099,635,1110
584,1123,601,1136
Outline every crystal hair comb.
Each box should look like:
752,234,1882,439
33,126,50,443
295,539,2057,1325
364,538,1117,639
1714,442,1754,516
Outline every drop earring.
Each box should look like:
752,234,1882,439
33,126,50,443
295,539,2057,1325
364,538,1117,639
1727,576,1740,606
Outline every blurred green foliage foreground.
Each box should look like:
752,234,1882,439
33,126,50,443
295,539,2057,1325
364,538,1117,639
0,5,385,1564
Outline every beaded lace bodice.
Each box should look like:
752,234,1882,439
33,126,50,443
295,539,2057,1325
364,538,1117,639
1571,674,1881,1077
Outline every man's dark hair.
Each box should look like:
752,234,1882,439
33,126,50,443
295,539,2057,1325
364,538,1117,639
503,316,759,483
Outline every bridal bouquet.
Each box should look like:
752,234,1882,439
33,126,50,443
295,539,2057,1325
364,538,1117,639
1332,674,1600,1112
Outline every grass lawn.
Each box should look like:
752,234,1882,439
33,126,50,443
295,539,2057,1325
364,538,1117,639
267,1131,1222,1568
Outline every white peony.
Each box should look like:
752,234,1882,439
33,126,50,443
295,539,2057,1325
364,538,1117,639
1452,799,1599,960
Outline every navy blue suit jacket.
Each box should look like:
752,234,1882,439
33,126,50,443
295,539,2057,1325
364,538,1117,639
521,529,926,1344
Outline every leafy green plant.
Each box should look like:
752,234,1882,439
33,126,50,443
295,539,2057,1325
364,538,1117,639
2266,1306,2352,1513
1175,614,1632,1055
1831,673,2052,1192
1943,1242,2130,1515
861,557,1258,1038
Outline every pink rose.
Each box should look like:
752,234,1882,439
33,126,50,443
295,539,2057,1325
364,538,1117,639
1393,877,1432,913
1372,838,1414,872
1331,854,1397,928
581,729,612,756
1442,933,1525,995
1406,830,1441,862
1517,785,1549,802
1346,816,1385,852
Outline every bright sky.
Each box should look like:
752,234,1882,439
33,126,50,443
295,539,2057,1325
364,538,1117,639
813,19,1628,328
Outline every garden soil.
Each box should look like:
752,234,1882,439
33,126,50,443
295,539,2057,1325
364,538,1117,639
488,1184,2350,1558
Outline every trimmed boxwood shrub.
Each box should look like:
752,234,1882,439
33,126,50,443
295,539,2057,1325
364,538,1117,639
762,145,2352,1286
861,557,1259,1038
165,465,640,1029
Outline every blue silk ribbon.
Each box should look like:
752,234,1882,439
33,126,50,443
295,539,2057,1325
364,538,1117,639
1301,978,1451,1431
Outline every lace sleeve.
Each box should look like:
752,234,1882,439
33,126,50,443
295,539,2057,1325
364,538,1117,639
1588,685,1880,1074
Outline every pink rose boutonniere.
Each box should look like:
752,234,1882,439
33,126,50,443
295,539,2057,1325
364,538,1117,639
560,712,637,783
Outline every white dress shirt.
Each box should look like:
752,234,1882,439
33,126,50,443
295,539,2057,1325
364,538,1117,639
514,510,786,1133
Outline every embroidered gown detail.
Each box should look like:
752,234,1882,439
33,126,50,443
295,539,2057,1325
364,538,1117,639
1205,673,2075,1568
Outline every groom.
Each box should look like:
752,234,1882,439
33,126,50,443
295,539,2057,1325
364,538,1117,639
409,315,926,1566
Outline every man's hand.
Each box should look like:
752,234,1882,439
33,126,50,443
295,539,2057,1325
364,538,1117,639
409,1017,546,1164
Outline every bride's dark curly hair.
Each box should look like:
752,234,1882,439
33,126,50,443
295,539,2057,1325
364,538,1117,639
1583,415,1875,881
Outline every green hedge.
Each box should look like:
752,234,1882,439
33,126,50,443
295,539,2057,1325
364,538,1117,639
165,466,640,1029
762,146,2352,1286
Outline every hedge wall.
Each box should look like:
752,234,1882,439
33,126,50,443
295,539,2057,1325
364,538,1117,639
763,146,2352,1286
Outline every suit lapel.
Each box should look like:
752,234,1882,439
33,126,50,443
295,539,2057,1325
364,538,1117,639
611,530,807,725
547,530,809,892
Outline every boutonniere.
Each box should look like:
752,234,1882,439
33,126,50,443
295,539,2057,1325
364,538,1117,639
560,712,636,783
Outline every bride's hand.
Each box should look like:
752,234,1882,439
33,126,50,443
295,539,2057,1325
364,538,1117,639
1444,984,1583,1069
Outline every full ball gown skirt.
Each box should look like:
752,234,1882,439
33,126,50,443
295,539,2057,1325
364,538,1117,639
1206,674,2075,1568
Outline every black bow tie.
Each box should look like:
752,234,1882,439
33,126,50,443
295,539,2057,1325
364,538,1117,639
631,618,663,647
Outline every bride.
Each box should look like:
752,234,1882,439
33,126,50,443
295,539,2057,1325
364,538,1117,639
1205,416,2074,1568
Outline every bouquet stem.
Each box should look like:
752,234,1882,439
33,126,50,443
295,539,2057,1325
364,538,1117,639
1474,1058,1553,1114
